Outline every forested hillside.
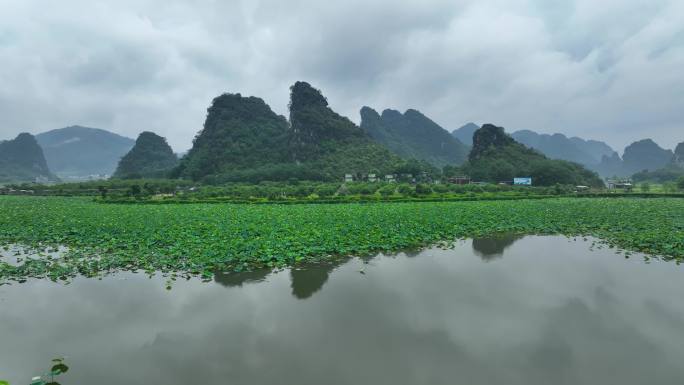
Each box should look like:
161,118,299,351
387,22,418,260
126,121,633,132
360,107,468,167
113,132,178,179
0,133,57,183
463,124,604,187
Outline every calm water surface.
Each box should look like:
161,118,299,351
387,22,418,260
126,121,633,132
1,236,683,385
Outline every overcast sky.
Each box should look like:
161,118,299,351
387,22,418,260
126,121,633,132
1,0,682,152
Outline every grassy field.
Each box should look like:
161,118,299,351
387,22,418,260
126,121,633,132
1,196,683,283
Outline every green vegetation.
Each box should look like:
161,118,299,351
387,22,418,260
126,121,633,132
6,179,606,203
174,82,429,183
633,165,684,183
463,124,604,187
1,196,683,284
99,183,565,204
5,178,682,204
29,358,69,385
360,107,469,167
1,179,194,197
0,357,70,385
113,132,178,179
0,133,57,183
173,92,291,180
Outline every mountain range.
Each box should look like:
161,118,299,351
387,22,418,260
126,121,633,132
174,81,421,183
2,84,680,183
452,123,682,178
452,124,615,168
360,107,468,167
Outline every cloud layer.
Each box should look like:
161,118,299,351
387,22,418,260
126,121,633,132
0,0,682,152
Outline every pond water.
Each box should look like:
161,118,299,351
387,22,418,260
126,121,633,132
1,235,684,385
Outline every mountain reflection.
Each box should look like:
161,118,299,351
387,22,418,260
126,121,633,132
290,260,345,300
214,268,272,287
472,234,524,261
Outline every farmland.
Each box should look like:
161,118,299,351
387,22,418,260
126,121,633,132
1,196,683,284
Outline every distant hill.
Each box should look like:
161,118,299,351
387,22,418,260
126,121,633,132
360,107,468,167
463,124,603,187
0,133,57,183
451,123,480,146
176,81,419,182
622,139,673,175
113,132,178,179
510,130,615,166
631,141,684,183
584,138,675,178
594,152,624,177
36,126,135,178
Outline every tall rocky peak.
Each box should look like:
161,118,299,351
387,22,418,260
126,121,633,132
175,93,289,180
622,139,673,174
192,93,288,151
289,81,329,111
469,124,515,160
290,81,365,160
401,109,443,132
380,108,405,122
360,106,382,121
113,132,178,179
2,133,47,168
359,107,388,138
674,142,684,166
131,131,175,154
596,151,624,176
0,132,56,182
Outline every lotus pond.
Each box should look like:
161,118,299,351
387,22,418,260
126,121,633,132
1,196,684,283
2,235,684,385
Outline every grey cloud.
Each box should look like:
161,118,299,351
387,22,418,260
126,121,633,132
0,0,682,152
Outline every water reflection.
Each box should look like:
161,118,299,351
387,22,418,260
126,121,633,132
214,268,272,287
2,236,684,385
213,260,345,300
472,233,524,261
290,260,345,299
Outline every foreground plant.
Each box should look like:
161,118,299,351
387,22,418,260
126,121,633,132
0,358,69,385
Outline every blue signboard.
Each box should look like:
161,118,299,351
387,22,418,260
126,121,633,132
514,177,532,186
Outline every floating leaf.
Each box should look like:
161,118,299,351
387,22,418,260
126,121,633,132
51,363,69,375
